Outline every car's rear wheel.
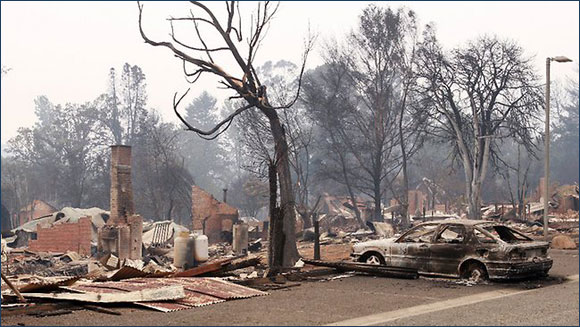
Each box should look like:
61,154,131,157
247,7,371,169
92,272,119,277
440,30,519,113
463,262,488,282
360,252,385,265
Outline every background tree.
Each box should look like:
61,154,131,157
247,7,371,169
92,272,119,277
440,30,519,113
306,5,422,223
303,63,366,227
551,70,579,184
133,112,194,225
3,65,196,227
181,91,233,196
7,97,104,208
417,30,543,219
95,63,148,146
227,173,270,218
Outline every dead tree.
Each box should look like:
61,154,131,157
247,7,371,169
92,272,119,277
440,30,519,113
308,5,418,222
138,1,313,269
302,63,366,228
236,61,316,230
417,32,542,219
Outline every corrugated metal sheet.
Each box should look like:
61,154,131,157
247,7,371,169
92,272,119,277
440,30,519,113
19,276,80,293
127,277,268,300
136,292,225,312
108,266,149,281
176,277,268,300
65,277,266,312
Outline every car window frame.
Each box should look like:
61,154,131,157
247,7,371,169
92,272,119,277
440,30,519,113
503,226,533,241
395,223,439,243
474,225,500,244
434,224,467,244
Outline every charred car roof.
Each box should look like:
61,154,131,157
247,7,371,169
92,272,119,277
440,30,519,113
414,219,501,226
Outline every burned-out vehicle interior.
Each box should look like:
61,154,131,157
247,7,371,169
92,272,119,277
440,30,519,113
351,220,553,280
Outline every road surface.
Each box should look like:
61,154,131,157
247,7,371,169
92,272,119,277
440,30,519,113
1,249,578,326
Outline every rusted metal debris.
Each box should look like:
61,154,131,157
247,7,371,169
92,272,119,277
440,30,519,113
18,285,186,303
18,276,80,293
62,277,268,313
171,255,261,278
105,266,150,281
302,259,419,279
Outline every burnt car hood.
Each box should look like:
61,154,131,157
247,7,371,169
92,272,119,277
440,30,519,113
352,238,396,252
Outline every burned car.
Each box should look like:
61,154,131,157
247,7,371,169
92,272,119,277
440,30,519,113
351,220,553,280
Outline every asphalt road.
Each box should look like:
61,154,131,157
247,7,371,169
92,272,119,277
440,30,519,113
2,249,578,326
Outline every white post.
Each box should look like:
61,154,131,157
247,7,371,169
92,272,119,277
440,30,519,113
543,57,550,240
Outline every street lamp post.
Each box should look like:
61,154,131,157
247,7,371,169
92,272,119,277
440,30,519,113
544,56,572,240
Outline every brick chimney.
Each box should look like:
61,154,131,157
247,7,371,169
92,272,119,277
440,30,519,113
98,145,142,266
109,145,134,225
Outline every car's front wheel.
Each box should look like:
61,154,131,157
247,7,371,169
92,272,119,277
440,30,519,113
360,252,385,265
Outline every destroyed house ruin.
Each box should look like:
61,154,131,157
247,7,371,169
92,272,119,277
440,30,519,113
13,200,57,227
192,186,239,244
97,145,143,266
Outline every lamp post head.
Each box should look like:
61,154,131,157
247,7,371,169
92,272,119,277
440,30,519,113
551,56,573,63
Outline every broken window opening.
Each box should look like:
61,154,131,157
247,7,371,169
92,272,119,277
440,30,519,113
435,225,465,244
398,224,438,243
480,225,532,243
473,227,496,244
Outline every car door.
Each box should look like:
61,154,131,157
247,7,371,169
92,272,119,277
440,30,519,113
390,223,437,272
428,224,467,276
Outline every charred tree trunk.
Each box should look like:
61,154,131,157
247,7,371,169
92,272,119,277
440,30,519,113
267,163,283,270
398,117,410,227
373,179,382,222
469,186,482,220
346,186,364,228
263,108,299,268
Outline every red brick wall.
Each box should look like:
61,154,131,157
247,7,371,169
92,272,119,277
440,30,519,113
29,217,92,256
192,186,239,243
408,190,428,216
192,186,213,230
16,200,57,226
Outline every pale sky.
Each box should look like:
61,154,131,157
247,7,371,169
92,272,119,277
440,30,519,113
1,1,579,144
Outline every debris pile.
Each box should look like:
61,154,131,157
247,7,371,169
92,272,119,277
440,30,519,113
1,273,268,315
3,251,88,277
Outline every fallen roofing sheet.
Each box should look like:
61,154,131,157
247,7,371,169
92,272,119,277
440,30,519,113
18,276,80,293
65,277,268,312
107,266,149,281
135,277,268,300
20,285,185,303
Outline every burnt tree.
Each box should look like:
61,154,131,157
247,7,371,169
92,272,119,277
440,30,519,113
138,1,313,269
